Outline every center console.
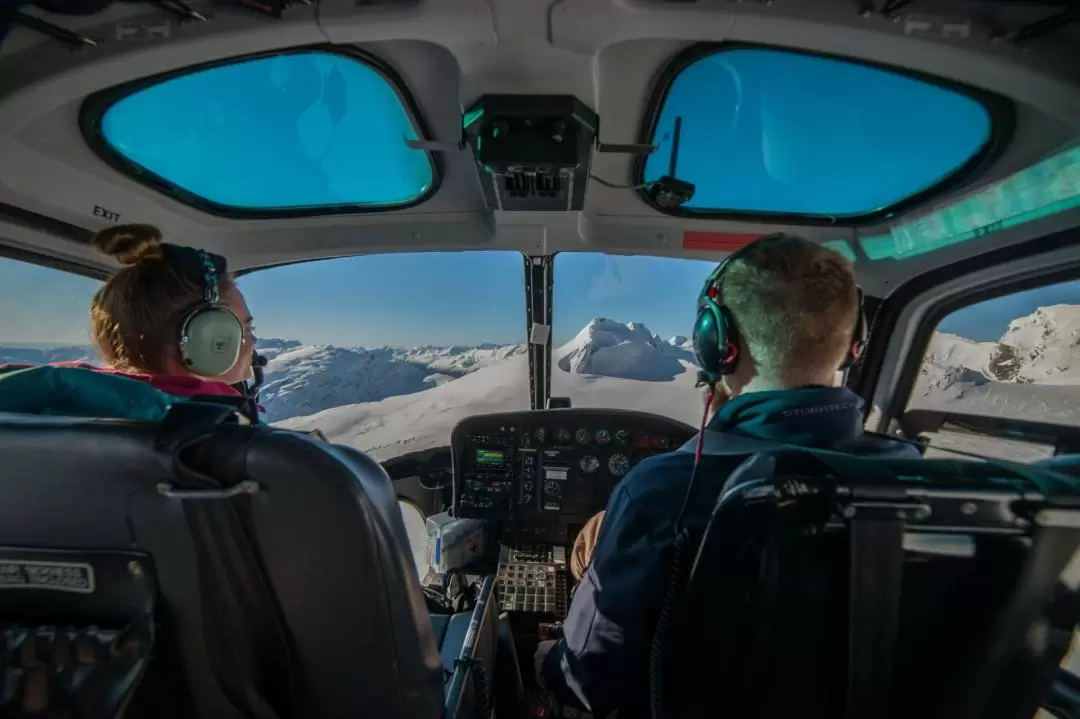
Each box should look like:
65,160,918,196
445,409,695,718
495,542,569,616
452,408,695,547
451,409,695,617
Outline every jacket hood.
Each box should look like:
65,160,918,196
0,363,244,421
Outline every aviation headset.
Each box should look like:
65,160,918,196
175,247,246,378
691,236,868,385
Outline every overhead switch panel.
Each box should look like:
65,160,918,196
464,95,598,212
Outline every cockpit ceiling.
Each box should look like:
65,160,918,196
0,0,1078,297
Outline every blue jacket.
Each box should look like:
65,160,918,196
0,364,260,423
541,387,920,717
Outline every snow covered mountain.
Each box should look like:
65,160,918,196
277,318,705,459
911,305,1080,426
279,319,705,460
5,306,1078,459
257,339,528,422
260,319,703,424
0,345,97,365
555,318,696,381
394,343,526,375
998,305,1080,385
259,345,434,422
281,308,1080,459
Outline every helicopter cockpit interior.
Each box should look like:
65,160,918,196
1,0,1080,717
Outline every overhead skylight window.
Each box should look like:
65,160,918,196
83,50,436,215
640,47,1003,221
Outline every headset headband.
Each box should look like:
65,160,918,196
697,240,757,311
162,244,228,293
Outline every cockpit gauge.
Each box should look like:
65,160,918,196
556,428,572,445
608,453,630,477
594,429,611,446
614,429,629,445
544,480,562,498
579,455,600,475
575,428,592,445
534,427,547,443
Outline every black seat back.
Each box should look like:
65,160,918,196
0,406,445,719
657,452,1080,719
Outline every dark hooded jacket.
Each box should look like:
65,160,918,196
541,386,921,717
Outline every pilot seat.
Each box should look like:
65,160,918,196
651,449,1080,719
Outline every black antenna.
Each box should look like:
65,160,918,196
2,10,98,47
669,115,683,178
150,0,209,22
644,115,695,210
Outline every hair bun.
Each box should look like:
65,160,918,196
94,224,166,266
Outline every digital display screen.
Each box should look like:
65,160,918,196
474,449,506,466
635,435,668,450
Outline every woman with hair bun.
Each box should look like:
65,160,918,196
0,223,262,422
90,223,256,387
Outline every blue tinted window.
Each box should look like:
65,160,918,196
97,51,433,211
643,48,994,218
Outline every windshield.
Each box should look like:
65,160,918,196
242,252,528,461
551,253,716,427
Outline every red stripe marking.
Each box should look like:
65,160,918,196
682,231,761,251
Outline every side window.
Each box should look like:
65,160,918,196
0,256,102,365
905,278,1080,460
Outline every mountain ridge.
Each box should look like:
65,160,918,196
4,307,1080,441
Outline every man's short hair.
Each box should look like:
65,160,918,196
718,234,859,385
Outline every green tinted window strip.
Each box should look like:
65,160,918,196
861,145,1080,261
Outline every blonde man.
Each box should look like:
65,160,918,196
536,234,919,719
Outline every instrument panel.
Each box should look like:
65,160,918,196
452,409,695,540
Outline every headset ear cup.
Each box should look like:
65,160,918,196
692,302,741,380
181,307,244,377
715,306,740,375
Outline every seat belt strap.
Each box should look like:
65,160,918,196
846,510,905,719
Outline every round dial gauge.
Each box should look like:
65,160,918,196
544,480,562,498
614,429,630,445
556,428,572,444
575,428,592,445
594,429,612,446
534,427,546,443
579,455,600,475
608,453,631,477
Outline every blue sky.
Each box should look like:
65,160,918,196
1,251,1076,349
